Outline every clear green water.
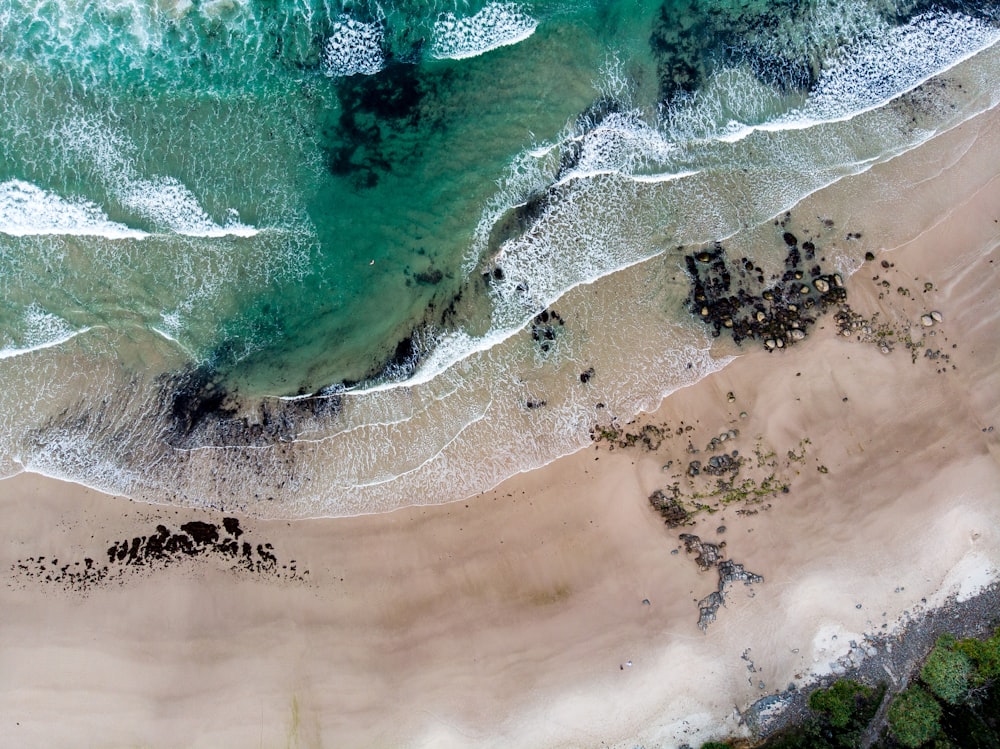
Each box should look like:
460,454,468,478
1,0,998,514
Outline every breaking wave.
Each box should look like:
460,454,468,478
431,3,538,61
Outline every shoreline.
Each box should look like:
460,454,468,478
2,100,1000,749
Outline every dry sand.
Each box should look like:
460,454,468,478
1,107,999,748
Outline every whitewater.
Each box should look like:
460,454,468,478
0,0,998,516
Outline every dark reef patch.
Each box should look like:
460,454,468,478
649,0,815,104
11,517,307,592
321,63,453,189
162,365,342,449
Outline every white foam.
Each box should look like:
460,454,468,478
566,111,676,178
321,17,385,77
0,304,92,360
59,117,261,237
0,179,148,239
430,2,537,61
119,177,258,237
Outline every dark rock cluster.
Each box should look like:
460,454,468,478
685,234,846,350
649,488,691,527
11,517,307,593
530,308,564,354
678,533,763,631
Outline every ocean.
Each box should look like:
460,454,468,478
1,0,998,516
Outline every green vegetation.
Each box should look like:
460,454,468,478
758,681,884,749
808,680,873,729
920,635,972,704
956,627,1000,684
887,685,942,748
701,742,734,749
733,625,1000,749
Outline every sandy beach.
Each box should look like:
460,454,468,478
2,102,999,748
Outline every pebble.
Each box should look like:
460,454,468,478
921,314,935,327
930,310,943,323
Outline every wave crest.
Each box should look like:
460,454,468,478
431,2,537,61
322,17,386,77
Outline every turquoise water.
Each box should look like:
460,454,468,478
1,0,999,514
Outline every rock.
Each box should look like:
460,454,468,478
697,590,723,631
920,314,934,327
930,310,943,323
679,533,723,569
813,278,829,293
649,490,690,527
765,339,777,349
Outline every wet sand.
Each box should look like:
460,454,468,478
1,106,999,747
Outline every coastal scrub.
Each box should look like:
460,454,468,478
887,685,942,748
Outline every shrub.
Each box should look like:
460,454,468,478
956,626,1000,684
808,679,872,728
888,685,943,748
700,743,732,749
921,637,973,704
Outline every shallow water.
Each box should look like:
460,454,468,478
1,0,998,515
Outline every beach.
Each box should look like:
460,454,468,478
2,91,998,749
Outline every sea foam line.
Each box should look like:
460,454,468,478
0,326,94,360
